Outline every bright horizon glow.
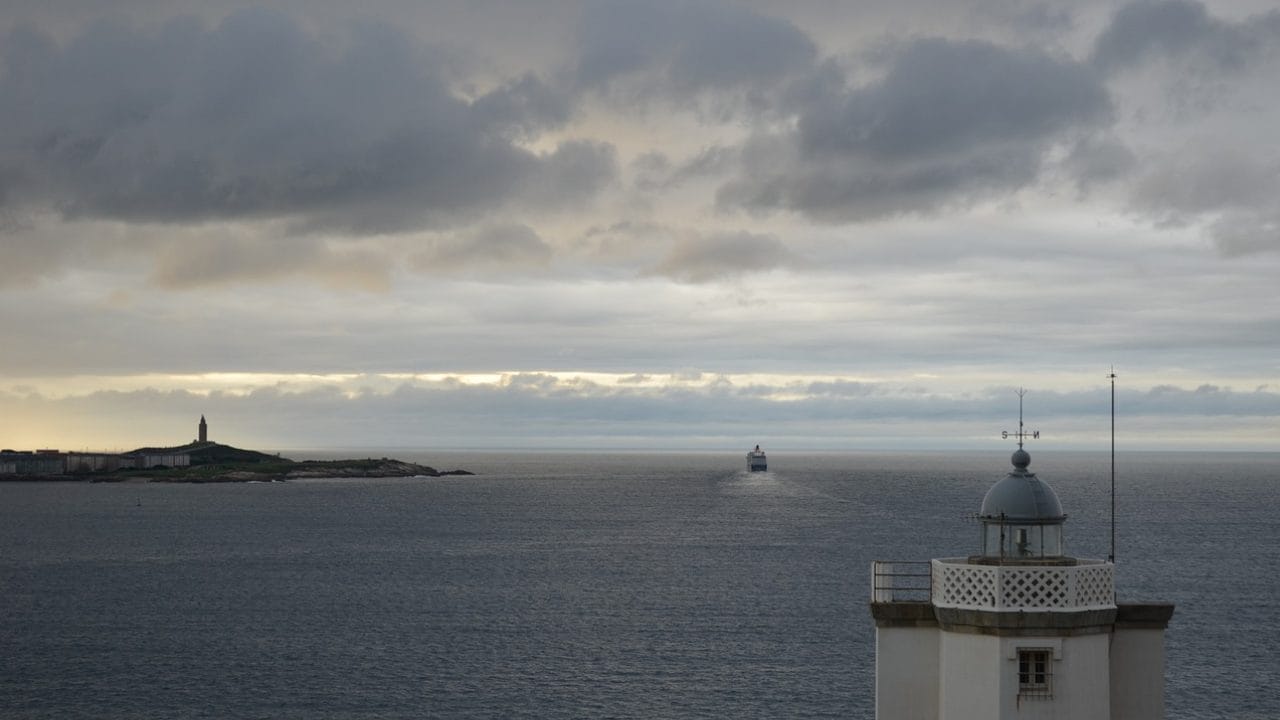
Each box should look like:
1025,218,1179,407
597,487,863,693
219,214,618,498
6,368,1272,399
3,370,1276,453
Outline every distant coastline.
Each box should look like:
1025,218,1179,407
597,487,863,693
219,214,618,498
0,442,472,483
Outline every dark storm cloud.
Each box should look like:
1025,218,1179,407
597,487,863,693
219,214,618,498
574,0,817,107
798,40,1106,159
1089,1,1280,255
718,38,1112,221
0,8,603,233
468,73,575,140
1062,136,1136,190
1091,0,1280,73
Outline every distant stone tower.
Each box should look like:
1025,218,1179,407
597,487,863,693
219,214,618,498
198,415,208,443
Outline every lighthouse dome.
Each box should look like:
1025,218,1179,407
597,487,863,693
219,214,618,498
979,449,1064,522
977,448,1067,560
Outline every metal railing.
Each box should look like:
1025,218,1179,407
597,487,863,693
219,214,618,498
871,560,932,603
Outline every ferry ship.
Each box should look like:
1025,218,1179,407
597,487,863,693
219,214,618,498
746,445,767,472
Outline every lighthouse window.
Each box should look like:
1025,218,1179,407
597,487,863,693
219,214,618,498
1018,649,1053,698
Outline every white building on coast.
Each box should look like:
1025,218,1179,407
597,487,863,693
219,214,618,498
0,416,206,475
870,442,1172,719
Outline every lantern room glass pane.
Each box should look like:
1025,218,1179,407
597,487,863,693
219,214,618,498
982,523,1063,558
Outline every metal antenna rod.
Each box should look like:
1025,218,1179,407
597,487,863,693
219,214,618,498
1018,388,1026,448
1108,367,1116,564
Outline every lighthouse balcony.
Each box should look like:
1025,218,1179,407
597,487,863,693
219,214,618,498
931,557,1115,612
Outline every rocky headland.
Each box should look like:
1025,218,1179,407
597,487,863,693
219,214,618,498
136,457,474,483
6,442,472,483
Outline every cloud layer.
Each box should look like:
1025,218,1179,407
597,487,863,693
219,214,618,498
719,38,1112,221
1,1,1277,450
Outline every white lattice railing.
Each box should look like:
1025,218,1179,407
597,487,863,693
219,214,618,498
931,558,1115,612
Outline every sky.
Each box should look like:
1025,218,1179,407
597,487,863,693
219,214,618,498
1,0,1278,453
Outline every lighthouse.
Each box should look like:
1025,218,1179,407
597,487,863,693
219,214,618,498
870,397,1173,720
198,415,208,444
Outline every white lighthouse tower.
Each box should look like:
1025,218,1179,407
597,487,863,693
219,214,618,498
871,394,1173,720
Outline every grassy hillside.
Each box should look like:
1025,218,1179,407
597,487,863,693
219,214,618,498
129,442,285,465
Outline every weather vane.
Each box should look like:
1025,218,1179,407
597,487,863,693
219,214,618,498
1001,387,1040,448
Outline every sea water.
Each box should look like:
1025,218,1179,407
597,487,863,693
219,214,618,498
1,451,1277,719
